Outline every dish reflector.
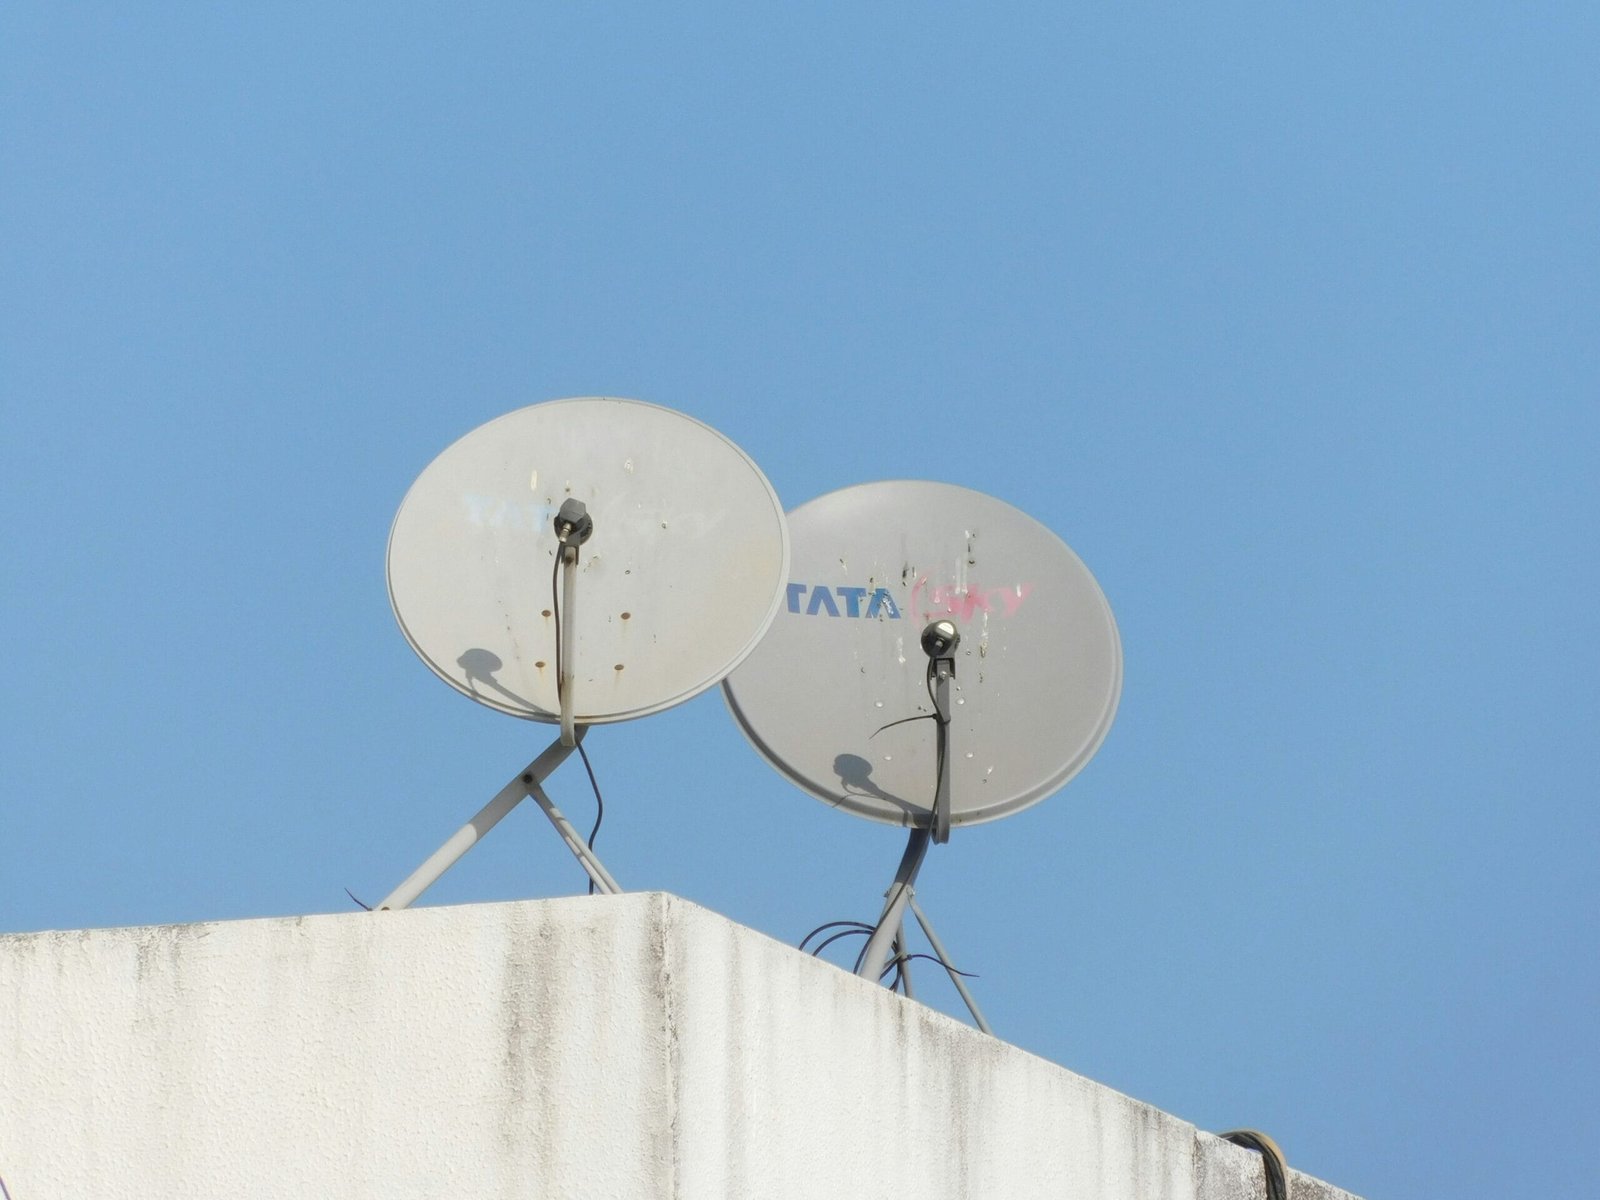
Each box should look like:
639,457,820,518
723,481,1121,828
388,397,790,723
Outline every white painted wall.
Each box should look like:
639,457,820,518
1,894,1358,1199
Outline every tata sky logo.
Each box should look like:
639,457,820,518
786,580,1035,620
787,583,901,619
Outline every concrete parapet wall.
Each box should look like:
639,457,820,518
1,894,1358,1199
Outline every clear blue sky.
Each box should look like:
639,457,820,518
3,7,1595,1196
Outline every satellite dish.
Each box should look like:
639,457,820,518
722,480,1121,1027
377,397,790,909
389,396,790,725
723,479,1121,829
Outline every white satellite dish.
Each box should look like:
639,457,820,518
722,480,1121,1029
389,396,790,725
379,397,789,908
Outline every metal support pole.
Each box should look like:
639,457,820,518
895,927,915,999
377,730,581,910
527,781,622,895
559,544,579,747
909,897,992,1035
931,659,954,844
856,827,931,982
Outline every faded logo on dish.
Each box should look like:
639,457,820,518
786,580,1034,621
458,494,722,539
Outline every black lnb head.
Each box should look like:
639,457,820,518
553,498,594,546
920,619,960,659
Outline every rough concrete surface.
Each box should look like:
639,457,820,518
1,893,1360,1199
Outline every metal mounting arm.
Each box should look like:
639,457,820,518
377,725,621,909
853,827,992,1035
930,656,954,844
918,618,959,844
856,826,931,982
558,542,580,745
553,498,593,748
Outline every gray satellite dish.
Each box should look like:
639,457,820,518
378,397,790,909
389,396,790,727
722,480,1121,1030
